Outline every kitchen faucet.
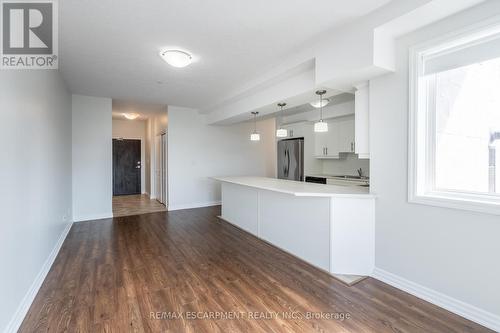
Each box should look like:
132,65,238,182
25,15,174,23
357,168,363,178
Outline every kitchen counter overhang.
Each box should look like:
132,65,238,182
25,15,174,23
213,176,375,277
213,176,374,198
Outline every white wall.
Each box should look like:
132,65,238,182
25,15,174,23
72,95,112,221
371,0,500,324
168,106,276,210
112,119,147,193
0,71,72,333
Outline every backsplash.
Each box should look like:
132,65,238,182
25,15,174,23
322,153,370,177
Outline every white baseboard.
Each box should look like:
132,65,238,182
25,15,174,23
168,201,221,211
372,267,500,332
73,212,113,222
4,222,72,333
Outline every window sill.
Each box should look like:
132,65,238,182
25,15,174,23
409,192,500,216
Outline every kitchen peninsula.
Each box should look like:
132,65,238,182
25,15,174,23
213,176,375,277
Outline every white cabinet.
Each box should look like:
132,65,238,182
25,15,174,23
355,82,370,159
314,116,355,159
314,121,340,158
314,130,329,157
283,122,305,138
337,117,355,153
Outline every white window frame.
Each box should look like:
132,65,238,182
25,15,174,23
408,18,500,216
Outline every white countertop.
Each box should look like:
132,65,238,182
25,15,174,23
213,176,374,198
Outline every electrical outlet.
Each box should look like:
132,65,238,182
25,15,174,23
63,208,72,223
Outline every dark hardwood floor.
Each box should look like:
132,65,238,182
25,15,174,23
19,206,492,332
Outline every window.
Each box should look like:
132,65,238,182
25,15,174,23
409,22,500,214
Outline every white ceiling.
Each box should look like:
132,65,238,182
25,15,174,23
59,0,392,110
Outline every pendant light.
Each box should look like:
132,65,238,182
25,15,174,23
313,90,328,133
310,98,330,108
276,102,288,138
250,111,260,141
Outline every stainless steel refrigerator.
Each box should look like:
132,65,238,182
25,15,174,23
277,138,304,181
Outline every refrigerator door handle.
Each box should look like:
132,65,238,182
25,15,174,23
299,141,304,181
284,148,290,178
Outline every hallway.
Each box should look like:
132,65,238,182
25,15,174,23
112,194,166,217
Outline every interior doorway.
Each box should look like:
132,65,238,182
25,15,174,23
113,139,141,195
111,100,168,217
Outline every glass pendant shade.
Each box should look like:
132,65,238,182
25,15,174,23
276,128,288,138
314,120,328,133
250,132,261,141
314,90,328,133
249,111,260,141
310,99,330,108
276,102,288,138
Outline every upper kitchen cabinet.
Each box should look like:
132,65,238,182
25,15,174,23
337,116,355,154
354,82,370,159
283,122,305,139
314,115,355,159
314,123,336,158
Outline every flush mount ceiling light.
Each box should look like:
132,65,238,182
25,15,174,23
276,102,288,138
159,49,193,68
123,113,140,120
250,111,260,141
310,98,330,108
313,90,329,133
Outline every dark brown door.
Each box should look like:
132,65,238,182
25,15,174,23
113,139,141,196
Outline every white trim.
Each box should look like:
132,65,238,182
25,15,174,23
73,212,113,222
4,222,73,333
357,153,370,159
314,155,341,159
168,201,221,211
410,193,500,215
372,268,500,332
408,17,500,216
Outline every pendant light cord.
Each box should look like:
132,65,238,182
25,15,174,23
320,94,323,121
280,104,284,127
